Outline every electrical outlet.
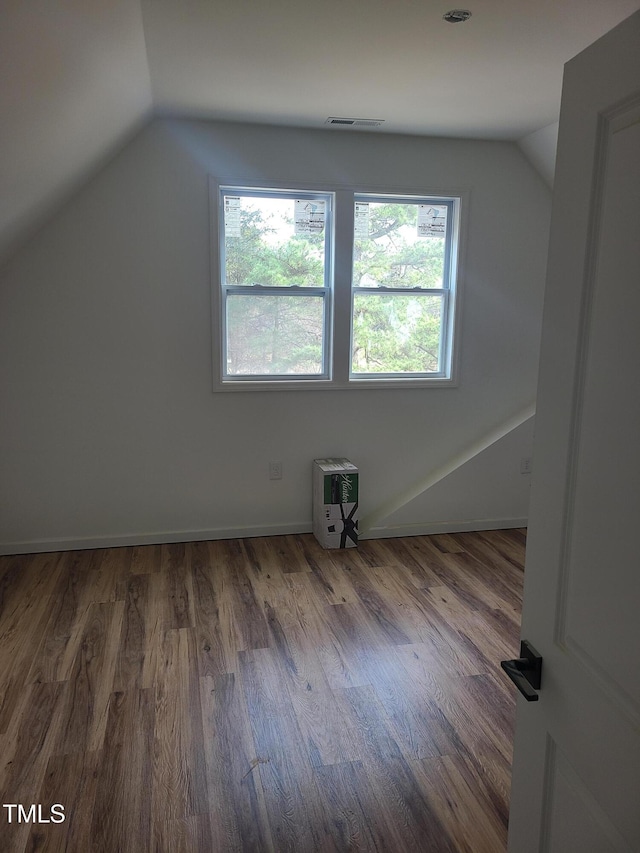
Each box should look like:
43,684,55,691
520,457,532,475
269,461,283,480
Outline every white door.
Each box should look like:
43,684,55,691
507,10,640,853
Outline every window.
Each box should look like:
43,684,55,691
218,187,333,381
214,183,461,390
351,195,456,379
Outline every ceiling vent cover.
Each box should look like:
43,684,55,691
443,9,472,23
325,117,385,128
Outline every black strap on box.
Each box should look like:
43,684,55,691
339,502,359,548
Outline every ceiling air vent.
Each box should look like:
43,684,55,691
443,9,472,23
325,117,385,128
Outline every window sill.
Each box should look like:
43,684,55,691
213,376,458,392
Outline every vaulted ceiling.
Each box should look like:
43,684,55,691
2,0,639,265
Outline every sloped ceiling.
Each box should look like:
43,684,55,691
0,0,153,263
2,0,639,265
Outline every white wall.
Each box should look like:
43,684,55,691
0,118,551,553
376,418,535,537
518,122,559,189
0,0,153,264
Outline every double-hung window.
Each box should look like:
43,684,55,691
214,183,461,389
218,187,333,381
351,194,457,380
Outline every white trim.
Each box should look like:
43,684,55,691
362,517,528,539
0,516,527,556
0,522,312,556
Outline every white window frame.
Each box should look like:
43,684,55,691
210,178,465,392
217,184,334,384
350,192,459,383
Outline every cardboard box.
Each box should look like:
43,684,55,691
312,458,359,549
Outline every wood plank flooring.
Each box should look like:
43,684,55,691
0,529,525,852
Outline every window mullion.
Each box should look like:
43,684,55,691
333,189,354,384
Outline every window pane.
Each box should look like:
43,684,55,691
352,293,443,375
227,294,325,376
224,195,326,287
353,201,447,289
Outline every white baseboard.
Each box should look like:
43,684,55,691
360,517,528,539
0,517,526,556
0,522,312,556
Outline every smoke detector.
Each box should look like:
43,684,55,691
443,9,472,23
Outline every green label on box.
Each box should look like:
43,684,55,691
324,473,359,504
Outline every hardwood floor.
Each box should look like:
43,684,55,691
0,530,525,852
